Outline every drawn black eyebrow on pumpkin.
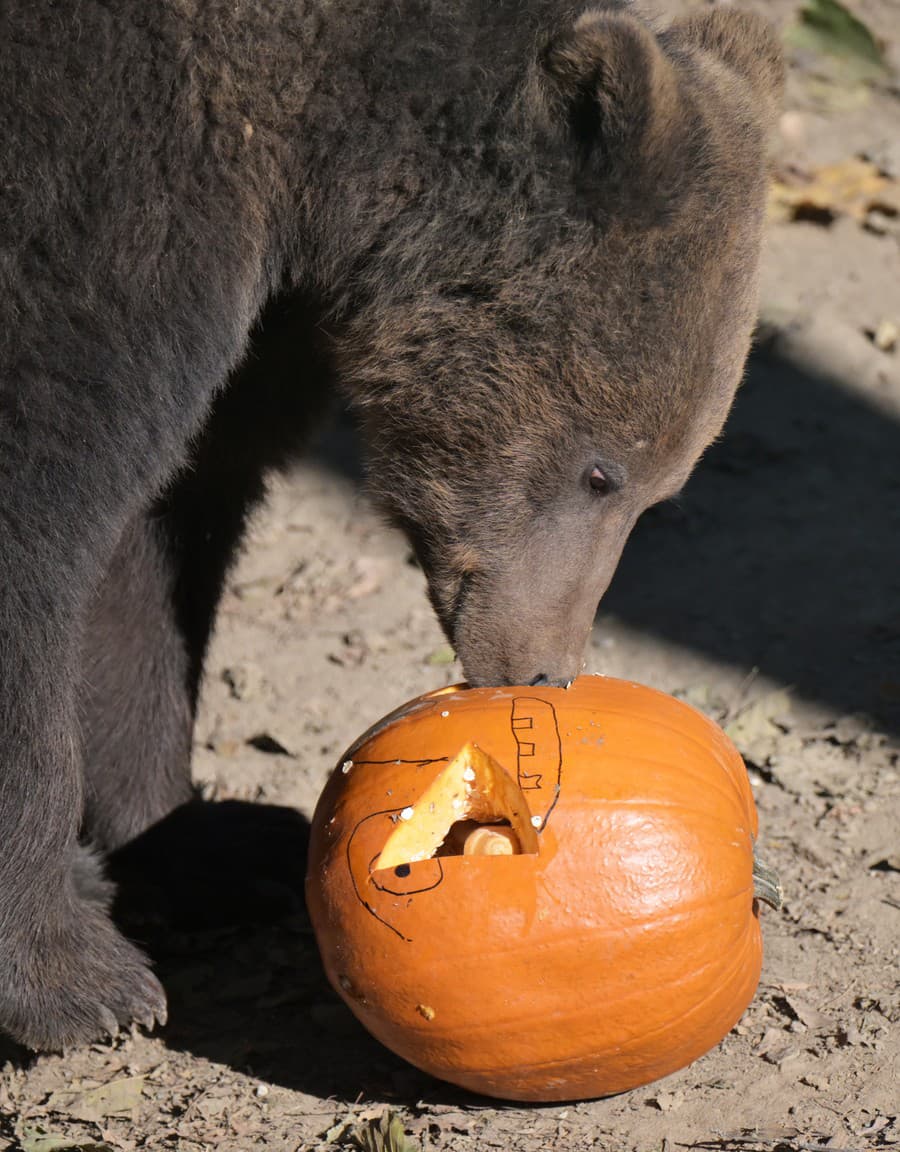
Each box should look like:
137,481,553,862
350,757,450,766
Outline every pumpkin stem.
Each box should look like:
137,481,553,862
461,824,520,856
752,853,783,910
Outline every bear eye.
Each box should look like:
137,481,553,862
588,465,611,495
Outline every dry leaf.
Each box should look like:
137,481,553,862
45,1076,145,1124
724,689,792,758
769,159,900,224
783,994,832,1031
18,1130,114,1152
784,0,891,90
349,1111,419,1152
426,643,456,666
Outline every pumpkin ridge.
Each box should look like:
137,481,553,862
576,708,748,785
564,920,761,1061
377,875,751,986
576,743,747,814
570,795,753,829
434,921,761,1073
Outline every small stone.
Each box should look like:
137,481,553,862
760,1041,801,1068
246,731,292,756
778,110,806,146
327,630,369,667
648,1089,685,1112
864,208,897,236
784,995,831,1031
872,319,898,352
221,662,263,701
255,1083,269,1098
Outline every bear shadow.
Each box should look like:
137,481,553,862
600,340,900,735
0,800,423,1100
317,340,900,734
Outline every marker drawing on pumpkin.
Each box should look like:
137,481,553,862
346,807,447,942
350,757,450,768
510,697,563,830
343,697,568,940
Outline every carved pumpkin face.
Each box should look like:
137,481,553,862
306,676,771,1102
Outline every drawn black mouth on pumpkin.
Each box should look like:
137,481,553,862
372,743,541,874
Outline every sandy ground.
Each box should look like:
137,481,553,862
1,0,898,1149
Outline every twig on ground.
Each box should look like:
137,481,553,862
678,1134,870,1152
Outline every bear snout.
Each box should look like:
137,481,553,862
449,578,593,690
441,520,633,690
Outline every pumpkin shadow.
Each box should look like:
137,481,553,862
105,798,438,1101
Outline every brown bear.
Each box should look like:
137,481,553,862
0,0,781,1049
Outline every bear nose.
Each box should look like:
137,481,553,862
528,672,572,689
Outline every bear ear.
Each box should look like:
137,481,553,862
539,9,686,200
667,9,784,126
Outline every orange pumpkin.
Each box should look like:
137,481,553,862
306,676,780,1102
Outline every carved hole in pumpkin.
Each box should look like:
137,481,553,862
372,742,540,874
435,819,520,857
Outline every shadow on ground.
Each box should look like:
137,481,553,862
601,342,900,730
107,800,433,1102
0,801,400,1099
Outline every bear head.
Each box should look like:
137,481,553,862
336,3,783,687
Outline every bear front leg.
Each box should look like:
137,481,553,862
79,289,336,856
0,572,168,1048
0,401,175,1050
79,511,196,853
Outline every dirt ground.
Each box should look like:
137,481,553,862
1,1,898,1149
